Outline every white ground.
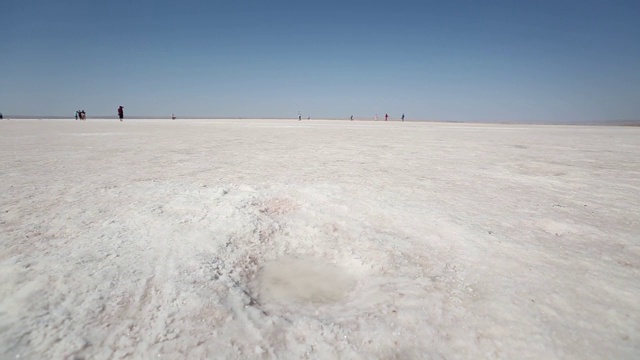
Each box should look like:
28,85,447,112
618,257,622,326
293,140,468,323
1,119,639,359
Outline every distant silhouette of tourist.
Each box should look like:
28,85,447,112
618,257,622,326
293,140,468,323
401,113,405,122
298,111,302,121
350,115,353,121
118,106,124,121
75,111,78,121
385,113,388,121
0,112,3,120
80,110,86,120
172,114,176,120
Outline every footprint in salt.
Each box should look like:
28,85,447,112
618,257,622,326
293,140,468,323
258,256,355,304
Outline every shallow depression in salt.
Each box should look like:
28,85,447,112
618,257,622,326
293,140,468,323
257,256,356,305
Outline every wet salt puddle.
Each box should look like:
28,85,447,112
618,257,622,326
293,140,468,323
257,256,355,305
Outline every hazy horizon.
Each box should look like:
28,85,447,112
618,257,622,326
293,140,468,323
3,115,640,125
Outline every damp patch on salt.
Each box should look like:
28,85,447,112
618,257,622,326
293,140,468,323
258,256,355,305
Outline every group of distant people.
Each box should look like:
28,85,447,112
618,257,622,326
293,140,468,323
375,113,405,121
295,112,406,121
376,113,405,121
75,110,86,120
67,109,406,122
73,106,124,121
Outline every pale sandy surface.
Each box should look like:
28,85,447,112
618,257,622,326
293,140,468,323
1,119,639,359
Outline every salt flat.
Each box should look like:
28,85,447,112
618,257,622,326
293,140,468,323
1,119,639,359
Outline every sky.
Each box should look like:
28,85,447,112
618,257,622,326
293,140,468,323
1,0,639,122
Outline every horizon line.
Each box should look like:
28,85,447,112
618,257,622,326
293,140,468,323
3,116,640,126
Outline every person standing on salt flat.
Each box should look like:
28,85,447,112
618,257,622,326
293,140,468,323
118,106,124,121
298,111,302,121
402,113,405,122
350,115,353,121
75,111,78,121
172,114,176,120
385,113,389,121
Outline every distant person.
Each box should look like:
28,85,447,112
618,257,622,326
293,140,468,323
298,111,301,121
118,106,124,121
0,112,3,120
401,113,405,122
81,110,86,120
307,116,310,120
385,113,388,121
350,115,353,121
171,114,176,120
75,111,78,121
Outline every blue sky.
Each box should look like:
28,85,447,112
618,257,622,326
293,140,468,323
2,0,639,121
